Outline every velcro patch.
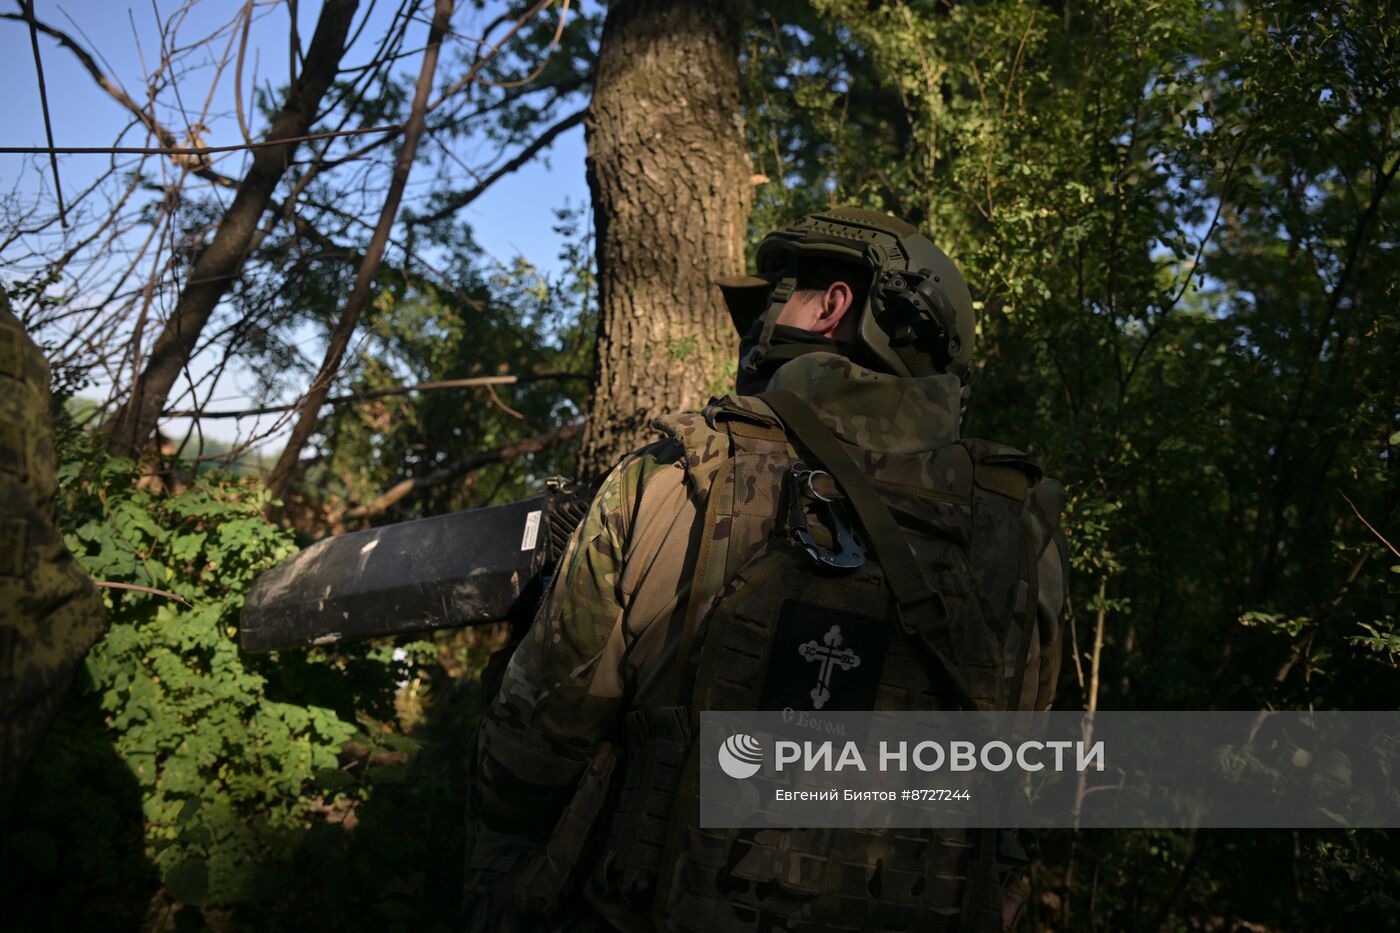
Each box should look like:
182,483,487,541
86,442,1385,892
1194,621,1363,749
758,601,892,712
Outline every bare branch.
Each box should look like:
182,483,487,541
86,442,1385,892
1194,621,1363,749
104,0,361,458
266,0,458,500
21,0,67,227
343,421,582,522
414,106,585,226
1342,492,1399,559
163,372,589,419
93,580,193,607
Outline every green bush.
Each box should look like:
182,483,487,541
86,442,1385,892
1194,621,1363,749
56,445,356,906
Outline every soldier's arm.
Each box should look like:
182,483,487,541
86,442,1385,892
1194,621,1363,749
472,442,672,834
0,300,107,807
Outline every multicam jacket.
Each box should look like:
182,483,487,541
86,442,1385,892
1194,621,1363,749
0,289,106,809
468,352,1067,931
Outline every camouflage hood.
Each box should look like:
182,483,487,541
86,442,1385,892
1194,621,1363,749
763,351,963,455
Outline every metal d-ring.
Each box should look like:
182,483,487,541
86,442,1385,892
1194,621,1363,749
804,468,836,503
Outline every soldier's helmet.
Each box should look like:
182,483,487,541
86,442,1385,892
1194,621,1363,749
716,207,975,382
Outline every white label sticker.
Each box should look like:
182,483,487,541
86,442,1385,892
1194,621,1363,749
521,509,542,551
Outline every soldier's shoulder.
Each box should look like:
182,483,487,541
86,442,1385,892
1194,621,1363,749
650,395,783,485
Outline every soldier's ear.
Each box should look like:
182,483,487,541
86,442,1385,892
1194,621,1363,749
817,281,856,337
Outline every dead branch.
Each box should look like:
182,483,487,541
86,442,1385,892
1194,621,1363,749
20,1,67,226
1342,491,1399,559
414,106,585,226
163,372,589,419
265,0,458,502
104,0,360,459
93,580,193,607
343,421,582,522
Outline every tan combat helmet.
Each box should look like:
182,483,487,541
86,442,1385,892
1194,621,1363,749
716,207,975,382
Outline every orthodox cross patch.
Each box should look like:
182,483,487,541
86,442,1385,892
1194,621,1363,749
758,602,891,712
799,625,860,709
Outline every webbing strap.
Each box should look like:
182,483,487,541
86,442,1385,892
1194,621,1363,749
671,464,728,707
759,389,936,611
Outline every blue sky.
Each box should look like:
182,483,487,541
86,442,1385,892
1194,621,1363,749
1,0,588,444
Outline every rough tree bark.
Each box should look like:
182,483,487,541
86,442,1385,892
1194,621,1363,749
105,0,360,459
265,0,454,501
576,0,752,479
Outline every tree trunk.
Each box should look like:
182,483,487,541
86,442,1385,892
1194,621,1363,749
577,0,752,479
105,0,360,459
265,0,454,502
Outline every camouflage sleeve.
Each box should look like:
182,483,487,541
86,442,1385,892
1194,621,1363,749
0,295,107,809
472,441,675,835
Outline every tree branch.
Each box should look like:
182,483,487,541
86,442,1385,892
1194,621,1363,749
102,0,361,458
163,372,588,419
413,106,585,226
266,0,457,502
343,421,582,521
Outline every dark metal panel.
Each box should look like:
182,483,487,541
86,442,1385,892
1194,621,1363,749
240,494,550,652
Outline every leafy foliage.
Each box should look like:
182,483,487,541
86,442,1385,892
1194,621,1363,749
3,436,496,928
59,449,345,907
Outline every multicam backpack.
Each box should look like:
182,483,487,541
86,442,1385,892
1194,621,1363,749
592,389,1062,933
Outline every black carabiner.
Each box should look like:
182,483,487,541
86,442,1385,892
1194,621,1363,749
782,462,867,570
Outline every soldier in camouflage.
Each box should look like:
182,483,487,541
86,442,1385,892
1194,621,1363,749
0,286,107,812
467,209,1067,931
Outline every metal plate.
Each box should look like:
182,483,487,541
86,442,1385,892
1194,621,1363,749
240,494,550,652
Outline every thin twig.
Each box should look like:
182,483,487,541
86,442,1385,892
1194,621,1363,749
472,0,570,90
94,579,193,607
0,122,404,156
1341,491,1399,558
484,380,524,419
23,0,67,227
415,107,585,226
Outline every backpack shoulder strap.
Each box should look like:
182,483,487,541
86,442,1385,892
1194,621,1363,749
659,397,795,706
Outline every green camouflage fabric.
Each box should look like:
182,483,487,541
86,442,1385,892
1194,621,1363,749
0,288,106,810
468,352,1066,931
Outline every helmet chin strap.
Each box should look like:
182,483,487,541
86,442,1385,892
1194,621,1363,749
757,277,796,352
742,260,798,377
